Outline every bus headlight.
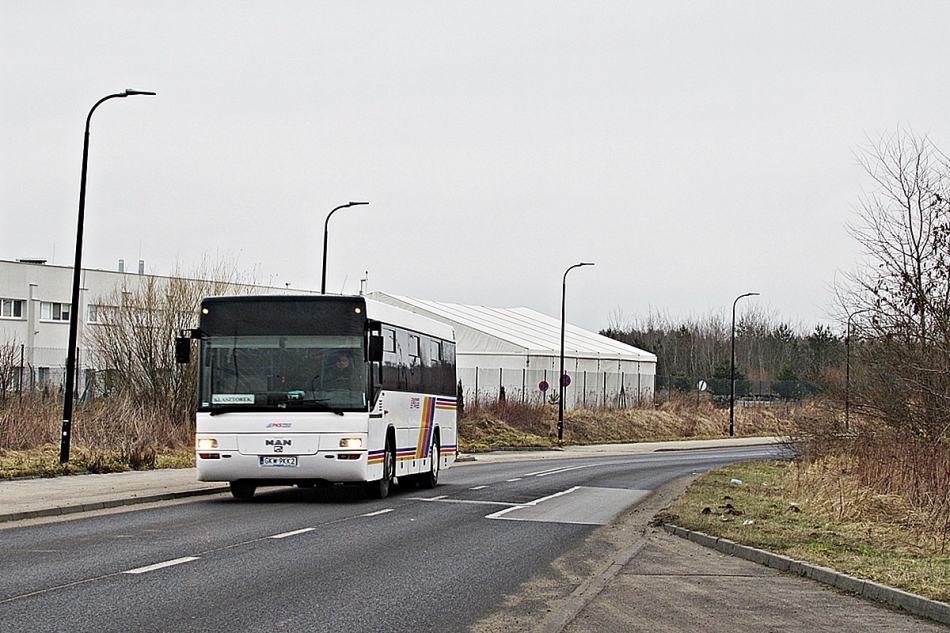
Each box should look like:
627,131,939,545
197,438,218,450
340,438,363,449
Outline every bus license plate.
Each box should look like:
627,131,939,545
260,456,298,467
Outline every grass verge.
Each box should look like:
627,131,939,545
0,444,195,479
656,460,950,604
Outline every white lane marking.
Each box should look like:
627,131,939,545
269,527,317,539
489,487,650,525
506,477,523,482
361,508,395,517
123,556,200,575
469,485,487,490
430,498,520,507
485,487,580,519
524,464,599,478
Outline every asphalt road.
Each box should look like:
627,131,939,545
0,447,778,632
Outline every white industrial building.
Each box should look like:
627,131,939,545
370,292,657,408
1,259,656,408
0,258,297,394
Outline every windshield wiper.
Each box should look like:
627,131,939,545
281,398,344,415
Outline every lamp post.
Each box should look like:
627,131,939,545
729,291,759,437
558,262,594,441
321,201,369,294
845,308,873,431
61,89,155,464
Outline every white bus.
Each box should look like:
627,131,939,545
178,295,458,499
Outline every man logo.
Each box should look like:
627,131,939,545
265,439,292,452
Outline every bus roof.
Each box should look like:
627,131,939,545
200,294,455,342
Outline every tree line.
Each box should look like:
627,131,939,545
601,308,844,387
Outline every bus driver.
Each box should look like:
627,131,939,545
326,351,359,391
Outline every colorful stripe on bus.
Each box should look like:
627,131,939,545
416,397,436,459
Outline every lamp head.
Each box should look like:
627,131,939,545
123,89,157,97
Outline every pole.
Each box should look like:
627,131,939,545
321,201,369,294
729,292,759,437
845,308,871,432
61,89,155,464
558,262,593,441
845,319,851,431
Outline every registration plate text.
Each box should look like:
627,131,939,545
260,456,298,467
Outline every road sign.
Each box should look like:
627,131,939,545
561,374,571,387
539,380,549,392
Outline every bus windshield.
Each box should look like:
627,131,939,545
199,334,366,413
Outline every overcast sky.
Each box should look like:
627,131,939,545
3,2,949,333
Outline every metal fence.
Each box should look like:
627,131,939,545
0,345,99,402
459,366,655,409
654,375,822,404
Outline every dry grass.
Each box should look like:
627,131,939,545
458,395,794,452
659,460,950,603
0,396,194,478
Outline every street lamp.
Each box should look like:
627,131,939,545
61,89,155,464
729,292,759,437
845,308,873,431
558,262,594,441
321,201,369,294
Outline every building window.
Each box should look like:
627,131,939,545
40,302,71,322
88,304,100,323
0,299,24,319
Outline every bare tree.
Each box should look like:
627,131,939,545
841,128,950,437
0,335,21,402
84,258,263,426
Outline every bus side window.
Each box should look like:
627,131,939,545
426,339,443,395
381,327,401,390
407,334,422,391
441,341,457,396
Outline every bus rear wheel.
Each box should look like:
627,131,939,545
229,481,256,499
366,435,395,499
419,436,440,489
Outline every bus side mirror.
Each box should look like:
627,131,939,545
175,337,191,364
368,334,383,362
176,328,201,364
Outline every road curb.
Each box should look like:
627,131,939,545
0,485,230,524
663,523,950,626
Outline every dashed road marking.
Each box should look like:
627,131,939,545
427,498,519,507
361,508,395,517
123,556,200,575
524,464,599,478
269,527,317,539
486,487,650,525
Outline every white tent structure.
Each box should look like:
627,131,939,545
369,292,657,409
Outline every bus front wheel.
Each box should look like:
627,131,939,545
229,481,256,499
366,435,395,499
